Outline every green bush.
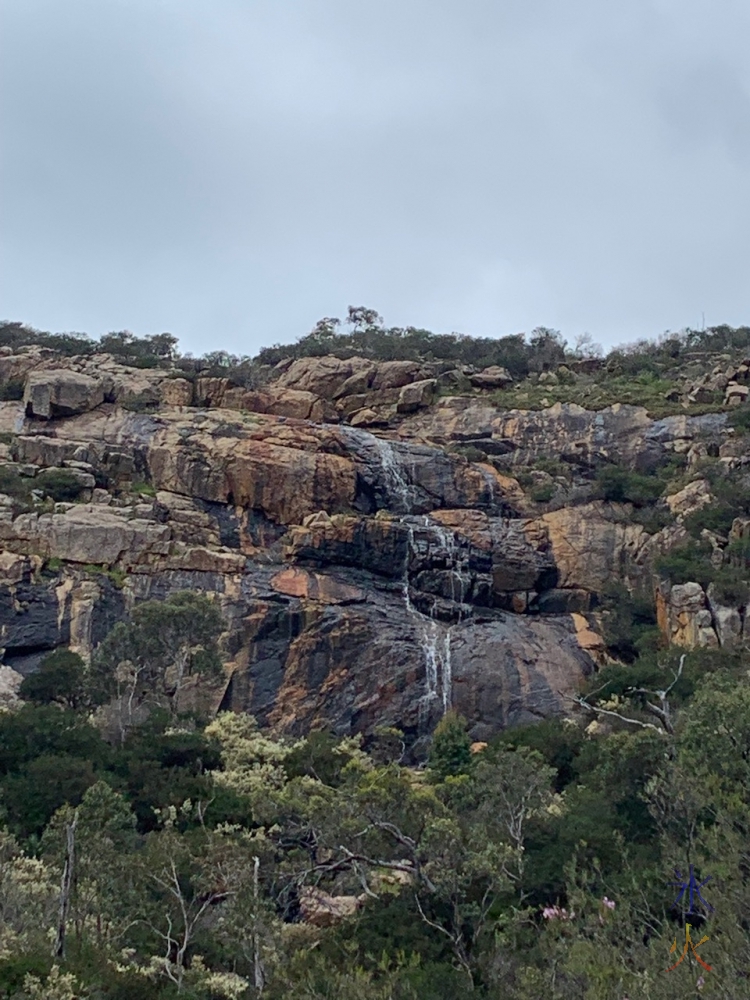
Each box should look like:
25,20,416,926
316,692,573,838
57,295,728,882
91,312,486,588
710,567,750,607
450,444,487,462
631,506,674,533
655,542,714,588
427,711,473,780
724,536,750,568
0,378,24,401
0,465,32,500
595,465,664,507
19,649,88,710
598,584,660,663
530,483,555,503
36,468,87,501
683,501,736,538
728,402,750,435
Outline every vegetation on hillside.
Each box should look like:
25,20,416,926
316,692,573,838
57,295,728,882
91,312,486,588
1,313,750,994
1,592,749,998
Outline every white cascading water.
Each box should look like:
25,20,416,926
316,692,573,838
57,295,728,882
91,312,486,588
374,437,414,514
402,520,462,719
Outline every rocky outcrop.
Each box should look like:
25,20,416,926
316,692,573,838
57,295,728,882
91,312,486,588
25,370,105,419
469,366,513,389
396,399,729,471
665,479,713,518
655,581,718,648
6,346,746,748
298,887,365,927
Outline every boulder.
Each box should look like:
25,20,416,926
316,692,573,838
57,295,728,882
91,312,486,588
160,378,194,406
350,407,388,428
396,378,437,414
24,370,105,419
299,887,364,927
687,384,717,404
656,580,718,648
332,368,375,399
536,503,652,593
370,360,428,390
276,356,372,397
9,506,171,565
468,366,513,390
706,591,742,648
269,567,365,604
665,479,712,518
725,382,749,406
0,665,23,709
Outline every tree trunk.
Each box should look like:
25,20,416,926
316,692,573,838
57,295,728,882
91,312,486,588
53,811,78,959
253,856,265,993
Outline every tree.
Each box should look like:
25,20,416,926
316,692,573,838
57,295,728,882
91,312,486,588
42,782,138,952
130,820,261,993
570,332,603,359
19,650,89,712
527,327,566,372
0,829,59,961
91,591,225,733
427,712,472,780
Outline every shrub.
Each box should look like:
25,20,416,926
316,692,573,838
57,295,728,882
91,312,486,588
710,568,750,607
598,584,659,663
35,468,86,502
449,444,487,462
19,649,88,710
683,501,736,538
631,506,674,533
655,542,714,589
530,483,556,503
728,403,750,435
427,711,473,779
0,465,32,501
0,378,24,401
595,465,664,507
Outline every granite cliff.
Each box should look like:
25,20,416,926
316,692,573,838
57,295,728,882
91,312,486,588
0,342,747,749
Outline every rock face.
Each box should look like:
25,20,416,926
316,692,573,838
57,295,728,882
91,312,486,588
25,370,105,419
2,347,745,750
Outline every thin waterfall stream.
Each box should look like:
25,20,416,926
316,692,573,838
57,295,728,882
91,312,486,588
401,519,464,719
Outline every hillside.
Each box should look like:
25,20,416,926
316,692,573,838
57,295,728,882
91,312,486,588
1,318,750,997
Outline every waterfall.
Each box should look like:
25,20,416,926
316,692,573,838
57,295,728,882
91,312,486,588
401,518,457,719
374,437,414,514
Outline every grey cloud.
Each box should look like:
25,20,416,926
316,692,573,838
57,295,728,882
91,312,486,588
1,0,749,355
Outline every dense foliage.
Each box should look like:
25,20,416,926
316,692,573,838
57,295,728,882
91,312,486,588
1,591,748,998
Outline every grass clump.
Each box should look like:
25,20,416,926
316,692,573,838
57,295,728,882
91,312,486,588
132,482,156,497
82,564,128,588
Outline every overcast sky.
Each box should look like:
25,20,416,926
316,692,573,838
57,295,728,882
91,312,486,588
1,0,749,357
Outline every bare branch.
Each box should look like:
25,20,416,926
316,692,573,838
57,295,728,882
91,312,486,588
566,694,667,734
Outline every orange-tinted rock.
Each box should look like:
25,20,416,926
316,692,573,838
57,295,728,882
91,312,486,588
270,567,365,604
